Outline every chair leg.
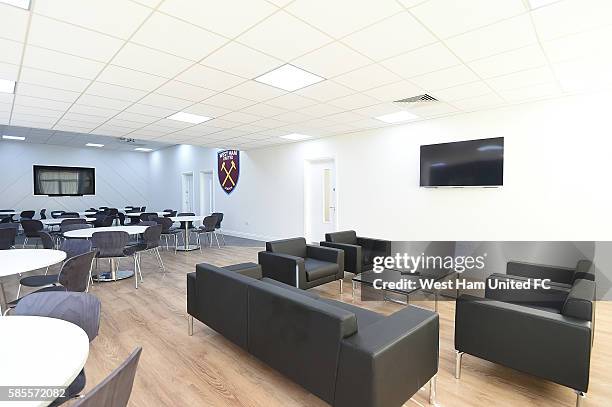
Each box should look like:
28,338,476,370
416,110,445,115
221,232,226,245
188,315,194,336
155,248,165,272
213,232,220,248
174,234,178,254
455,351,464,379
575,391,585,407
23,237,27,248
44,266,49,275
429,375,436,405
15,284,21,300
134,254,138,289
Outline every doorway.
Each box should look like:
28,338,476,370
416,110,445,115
181,172,194,213
199,170,214,216
304,158,337,243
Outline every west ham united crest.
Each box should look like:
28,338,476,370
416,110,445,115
218,150,239,194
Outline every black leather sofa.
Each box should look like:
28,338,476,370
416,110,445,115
258,237,344,290
455,260,596,407
187,262,439,407
321,230,391,275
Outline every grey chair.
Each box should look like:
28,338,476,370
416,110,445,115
126,225,165,274
40,209,47,219
58,212,80,218
93,215,114,228
13,292,101,405
20,210,35,220
61,238,94,259
211,212,226,245
0,226,17,249
91,231,142,288
38,231,55,250
196,215,220,249
71,347,142,407
156,217,180,252
61,218,87,227
21,219,44,248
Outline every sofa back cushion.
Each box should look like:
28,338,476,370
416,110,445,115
562,279,596,321
266,237,307,258
247,279,357,404
326,230,357,245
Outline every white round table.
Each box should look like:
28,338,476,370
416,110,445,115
0,211,18,215
125,211,170,217
0,249,67,314
40,218,94,226
170,216,205,251
0,316,89,407
77,212,97,216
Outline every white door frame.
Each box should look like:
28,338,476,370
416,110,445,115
303,156,338,243
181,171,194,213
199,170,214,216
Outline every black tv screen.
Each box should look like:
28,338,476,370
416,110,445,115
33,165,95,196
420,137,504,187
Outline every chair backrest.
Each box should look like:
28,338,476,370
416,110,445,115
40,209,47,219
72,347,142,407
139,221,157,226
0,222,19,229
14,292,101,342
139,212,157,222
202,215,217,232
325,230,358,245
0,227,17,250
211,212,223,228
61,218,87,227
51,210,65,219
91,231,129,258
20,210,35,219
59,212,80,218
108,208,119,216
38,231,55,249
266,237,308,258
140,206,146,212
61,238,93,259
156,217,173,233
58,250,97,292
21,219,43,237
143,225,162,249
94,215,114,228
0,216,12,223
62,223,93,233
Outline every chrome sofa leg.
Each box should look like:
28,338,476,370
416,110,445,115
339,279,343,294
575,391,585,407
455,351,464,379
188,315,193,336
429,375,436,405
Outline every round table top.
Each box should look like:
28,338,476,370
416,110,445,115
170,216,206,222
77,212,98,216
63,225,148,239
0,316,89,406
0,211,18,215
40,218,94,226
0,249,67,278
125,211,170,217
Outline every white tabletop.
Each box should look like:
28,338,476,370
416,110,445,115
0,316,89,407
77,212,98,216
40,218,94,226
126,211,170,217
170,216,206,222
63,225,148,239
0,249,67,278
0,211,18,215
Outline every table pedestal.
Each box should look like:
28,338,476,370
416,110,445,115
92,258,134,282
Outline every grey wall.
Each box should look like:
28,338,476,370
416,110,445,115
0,140,150,212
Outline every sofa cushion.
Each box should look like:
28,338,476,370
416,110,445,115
562,279,595,321
266,237,307,258
224,262,262,279
305,258,338,281
321,299,384,329
573,260,595,283
326,230,357,245
261,277,320,299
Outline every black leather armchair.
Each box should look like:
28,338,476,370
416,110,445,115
321,230,391,275
258,237,344,290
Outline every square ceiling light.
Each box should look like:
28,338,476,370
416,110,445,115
167,112,212,124
2,135,25,140
280,133,312,141
134,147,153,152
375,111,418,124
0,0,30,9
86,143,104,147
255,64,325,92
0,79,16,93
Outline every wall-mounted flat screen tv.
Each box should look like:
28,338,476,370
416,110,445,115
420,137,504,187
33,165,95,196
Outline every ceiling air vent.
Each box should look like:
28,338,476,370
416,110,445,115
117,137,147,148
393,94,438,106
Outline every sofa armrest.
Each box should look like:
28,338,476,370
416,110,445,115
320,242,362,274
507,261,575,285
334,306,439,407
562,279,596,321
357,237,391,257
258,251,305,287
455,294,592,392
186,272,197,317
485,273,570,310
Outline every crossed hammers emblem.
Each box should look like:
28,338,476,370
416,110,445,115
221,160,236,187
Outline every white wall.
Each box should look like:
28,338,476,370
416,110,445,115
0,141,150,212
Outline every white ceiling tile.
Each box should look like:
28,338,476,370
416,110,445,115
20,67,90,93
232,123,267,133
410,64,480,90
324,111,366,124
86,82,147,102
271,110,311,123
333,64,401,91
177,64,245,91
0,3,29,42
23,46,105,79
218,111,262,124
181,123,225,135
430,81,492,101
156,80,217,102
342,12,436,61
69,104,119,118
445,15,538,61
204,118,241,129
350,103,399,117
97,65,167,91
184,103,231,118
61,113,108,125
202,41,282,79
553,57,612,92
249,117,286,129
265,93,318,110
468,45,548,78
27,14,123,62
16,83,80,103
139,93,193,110
237,11,332,61
499,82,561,102
239,103,287,118
0,93,14,105
298,103,344,118
292,42,371,78
295,80,356,102
33,0,151,39
11,116,57,127
111,43,192,78
224,80,286,102
485,66,556,91
131,0,162,7
154,118,194,129
12,105,63,118
286,0,402,38
202,93,256,110
328,93,379,110
452,92,505,110
531,0,612,41
54,123,97,133
131,12,227,61
114,111,158,124
363,80,423,102
0,38,23,65
542,25,612,64
397,0,429,7
103,119,144,129
381,43,460,78
0,61,19,81
411,0,526,38
14,95,72,111
406,101,458,117
159,0,278,38
126,103,176,118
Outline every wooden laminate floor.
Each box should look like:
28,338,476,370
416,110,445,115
4,242,611,407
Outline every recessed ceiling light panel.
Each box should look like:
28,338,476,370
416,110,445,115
0,0,30,9
280,133,312,141
86,143,104,147
0,79,16,94
167,112,212,124
255,64,325,92
134,147,153,152
375,111,418,124
2,135,25,140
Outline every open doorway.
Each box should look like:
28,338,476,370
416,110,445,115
199,170,214,216
181,172,194,213
304,158,337,243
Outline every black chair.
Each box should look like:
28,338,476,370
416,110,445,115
59,212,80,218
0,216,12,223
62,223,92,233
196,215,220,249
93,215,114,228
20,210,35,220
321,231,391,275
140,206,146,212
38,231,55,249
61,238,94,259
211,212,226,245
258,237,345,291
40,209,47,219
126,225,165,274
71,347,142,407
51,210,65,219
91,231,141,288
139,212,158,222
0,226,17,249
117,212,126,226
21,219,44,248
156,217,180,252
13,292,101,405
163,209,176,218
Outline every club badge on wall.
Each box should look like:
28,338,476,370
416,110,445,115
218,149,240,194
